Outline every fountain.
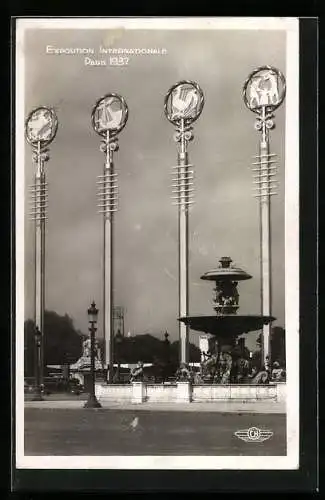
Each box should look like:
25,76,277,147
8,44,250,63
95,256,281,404
179,256,275,383
70,337,104,389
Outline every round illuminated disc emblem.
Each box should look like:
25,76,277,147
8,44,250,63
243,66,286,114
25,107,58,146
91,93,128,136
164,80,204,125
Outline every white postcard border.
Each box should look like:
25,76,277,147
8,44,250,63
15,17,300,470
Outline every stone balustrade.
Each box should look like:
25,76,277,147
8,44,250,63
95,381,284,405
95,383,132,402
146,384,178,402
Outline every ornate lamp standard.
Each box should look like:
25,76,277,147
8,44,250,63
84,301,102,408
32,326,43,401
164,81,204,365
91,94,128,384
243,66,286,370
26,106,58,385
114,329,123,383
163,331,171,382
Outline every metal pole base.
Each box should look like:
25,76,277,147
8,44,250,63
83,394,102,408
106,369,114,385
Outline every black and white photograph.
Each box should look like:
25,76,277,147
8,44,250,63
15,17,300,470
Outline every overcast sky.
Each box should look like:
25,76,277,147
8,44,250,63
23,26,286,351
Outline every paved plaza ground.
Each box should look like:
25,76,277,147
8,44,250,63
24,392,88,402
24,407,286,456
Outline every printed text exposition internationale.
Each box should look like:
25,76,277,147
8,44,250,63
46,46,168,55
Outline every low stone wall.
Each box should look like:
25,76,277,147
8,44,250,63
95,382,285,404
146,384,178,402
95,383,132,402
276,382,286,402
192,384,277,402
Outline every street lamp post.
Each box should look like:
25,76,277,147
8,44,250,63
84,301,102,408
115,329,123,383
164,81,205,366
163,331,171,382
164,331,170,360
32,326,43,401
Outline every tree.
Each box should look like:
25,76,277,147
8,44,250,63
113,334,163,364
255,326,285,366
110,333,201,365
24,321,203,378
270,326,286,365
43,311,83,365
170,340,201,364
24,311,84,376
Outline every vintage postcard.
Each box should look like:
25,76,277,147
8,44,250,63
15,17,300,471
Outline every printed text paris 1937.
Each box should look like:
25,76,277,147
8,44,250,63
45,45,168,66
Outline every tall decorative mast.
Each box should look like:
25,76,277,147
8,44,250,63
91,93,128,383
164,81,204,364
243,66,286,369
26,106,58,384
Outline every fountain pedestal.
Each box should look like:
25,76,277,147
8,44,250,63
176,382,192,403
132,382,146,404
